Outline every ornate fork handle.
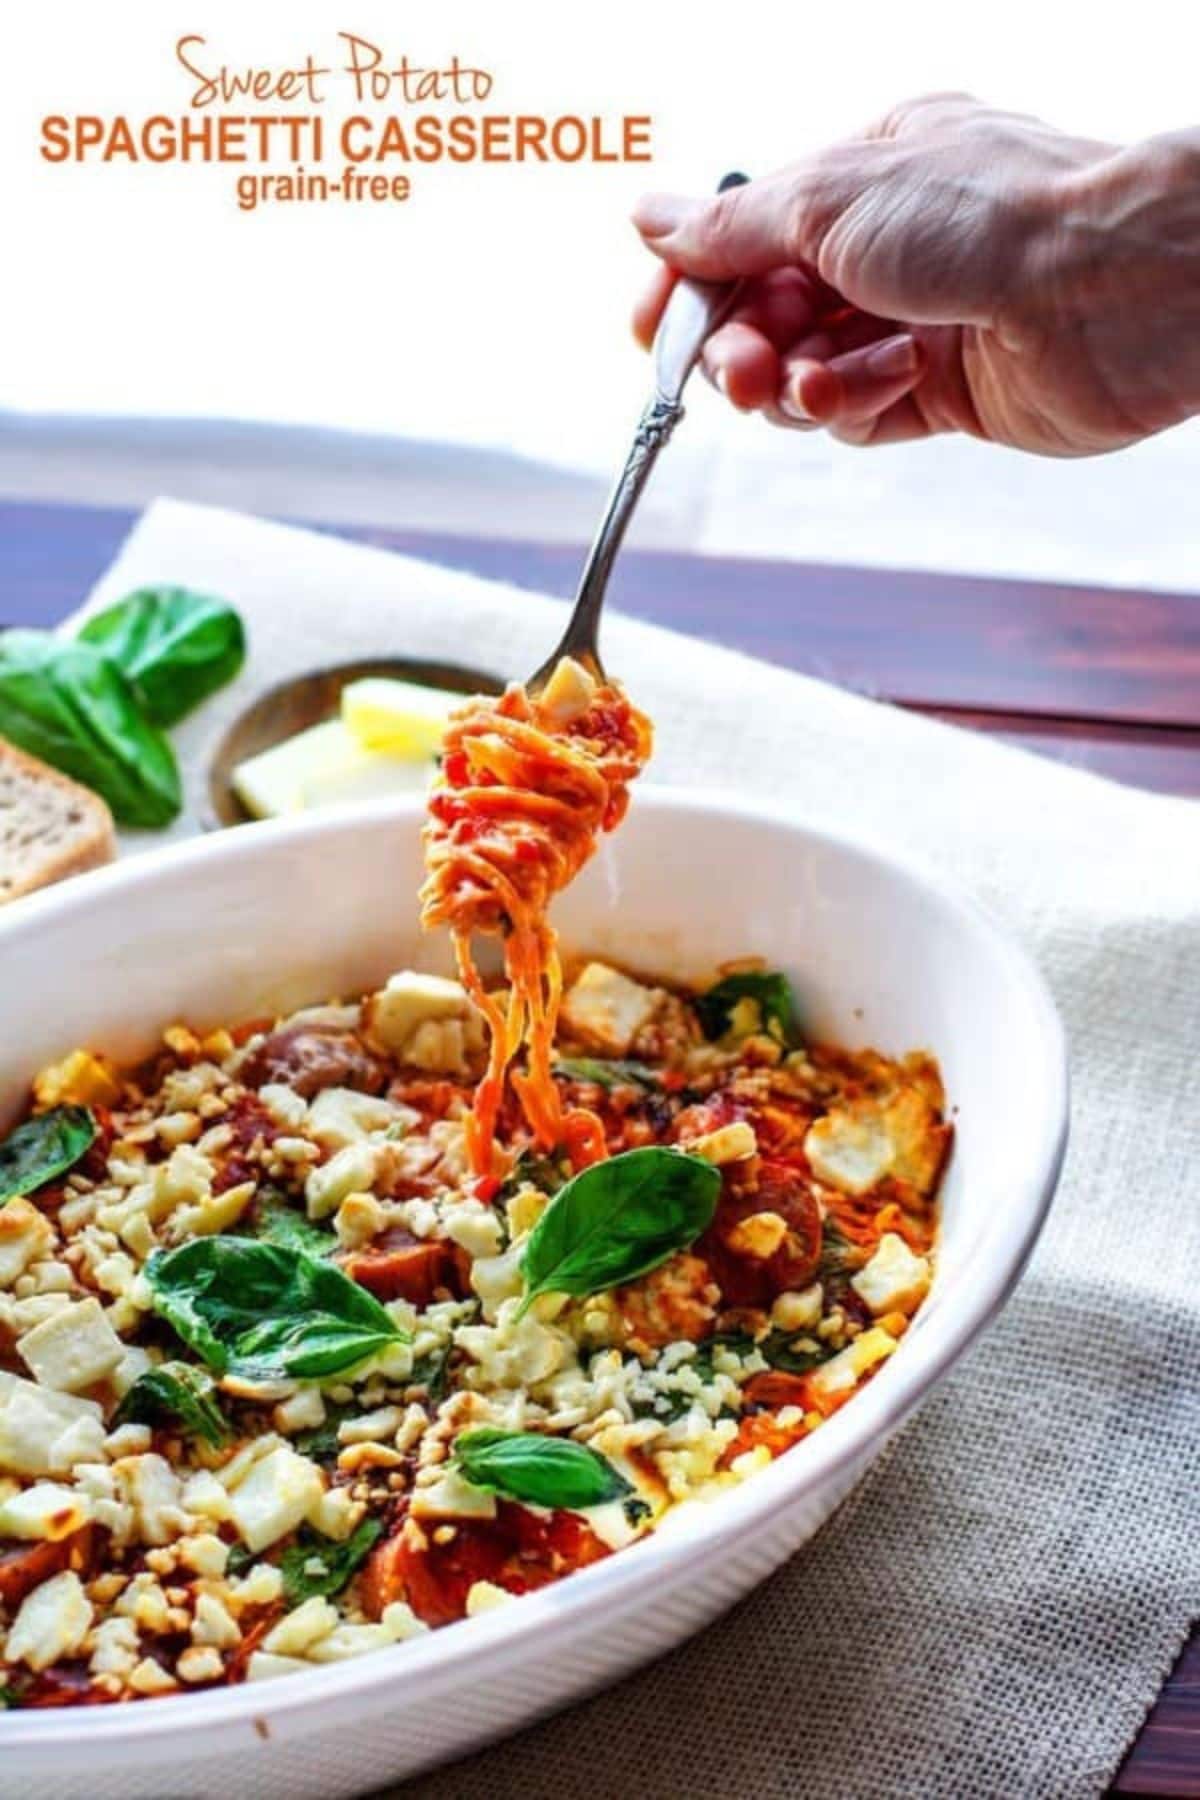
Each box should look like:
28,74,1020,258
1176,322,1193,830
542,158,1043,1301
528,173,748,692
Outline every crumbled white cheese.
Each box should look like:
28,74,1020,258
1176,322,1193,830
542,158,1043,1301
4,1570,93,1671
465,1579,513,1616
442,1200,505,1260
725,1210,789,1260
226,1444,325,1552
560,962,658,1055
16,1296,124,1392
850,1232,931,1316
538,655,597,724
262,1596,338,1657
191,1591,242,1649
770,1284,823,1332
362,971,484,1073
0,1371,106,1475
410,1466,498,1521
688,1120,758,1165
308,1087,415,1152
808,1326,898,1400
0,1480,91,1541
246,1651,312,1682
305,1143,380,1220
0,1199,55,1289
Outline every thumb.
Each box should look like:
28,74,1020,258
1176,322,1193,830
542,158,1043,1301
633,172,819,280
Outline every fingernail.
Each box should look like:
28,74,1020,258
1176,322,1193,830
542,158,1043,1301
779,387,813,423
866,334,920,379
632,193,693,238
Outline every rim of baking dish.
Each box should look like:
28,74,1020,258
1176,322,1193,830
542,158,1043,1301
0,786,1070,1764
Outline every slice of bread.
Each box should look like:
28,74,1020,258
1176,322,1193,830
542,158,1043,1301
0,739,116,904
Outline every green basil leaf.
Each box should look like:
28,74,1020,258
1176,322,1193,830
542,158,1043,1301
0,1104,96,1205
113,1361,231,1447
79,587,246,728
0,631,181,827
0,1684,20,1709
518,1145,720,1314
253,1192,337,1259
552,1057,659,1091
145,1237,408,1380
279,1519,383,1605
455,1428,630,1509
695,970,799,1047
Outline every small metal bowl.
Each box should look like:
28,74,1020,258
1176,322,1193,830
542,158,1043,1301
205,656,504,828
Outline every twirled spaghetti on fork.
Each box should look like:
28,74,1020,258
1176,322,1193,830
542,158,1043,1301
420,657,653,1176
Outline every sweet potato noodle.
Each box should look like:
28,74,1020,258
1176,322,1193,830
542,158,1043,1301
420,662,653,1177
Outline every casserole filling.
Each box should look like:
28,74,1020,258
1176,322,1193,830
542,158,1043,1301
0,958,948,1705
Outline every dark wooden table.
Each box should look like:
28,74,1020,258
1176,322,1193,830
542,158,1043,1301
1,497,1197,1791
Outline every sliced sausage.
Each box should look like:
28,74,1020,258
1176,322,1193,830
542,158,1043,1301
238,1027,388,1100
340,1230,468,1305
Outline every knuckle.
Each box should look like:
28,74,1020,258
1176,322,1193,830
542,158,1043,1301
875,90,981,139
699,184,746,250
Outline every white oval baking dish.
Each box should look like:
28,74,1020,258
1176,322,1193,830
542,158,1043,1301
0,788,1068,1798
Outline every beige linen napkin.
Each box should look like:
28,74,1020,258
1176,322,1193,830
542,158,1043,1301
75,499,1198,1800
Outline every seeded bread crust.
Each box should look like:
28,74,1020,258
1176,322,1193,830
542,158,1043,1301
0,739,116,903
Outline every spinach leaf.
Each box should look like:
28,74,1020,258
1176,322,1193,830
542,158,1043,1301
695,970,799,1047
113,1361,230,1447
224,1542,257,1578
819,1222,869,1282
279,1519,382,1605
552,1058,658,1091
634,1332,758,1423
79,587,246,727
455,1428,630,1509
759,1329,833,1376
408,1342,454,1404
292,1398,359,1462
145,1237,408,1381
254,1192,337,1259
518,1145,719,1315
691,1330,758,1379
0,631,182,827
0,1104,96,1205
500,1148,568,1201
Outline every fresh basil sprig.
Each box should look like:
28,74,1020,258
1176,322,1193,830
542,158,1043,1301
552,1057,658,1091
518,1146,720,1315
455,1428,630,1509
279,1519,383,1605
0,631,182,827
79,587,245,728
145,1238,408,1381
0,1105,96,1206
695,970,798,1047
113,1361,230,1447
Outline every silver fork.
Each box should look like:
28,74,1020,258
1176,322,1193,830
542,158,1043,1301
528,173,748,693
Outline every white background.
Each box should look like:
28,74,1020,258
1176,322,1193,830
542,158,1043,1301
4,0,1199,587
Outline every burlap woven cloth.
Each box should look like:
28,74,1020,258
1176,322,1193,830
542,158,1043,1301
78,499,1199,1800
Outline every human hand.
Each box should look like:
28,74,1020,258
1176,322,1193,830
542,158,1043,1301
633,96,1200,454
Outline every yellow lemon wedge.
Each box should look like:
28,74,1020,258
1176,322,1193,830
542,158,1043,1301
232,720,366,818
340,677,456,759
